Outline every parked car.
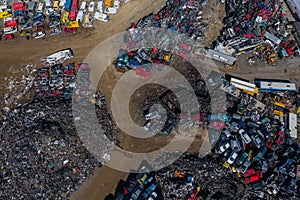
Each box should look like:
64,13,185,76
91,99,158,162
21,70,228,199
236,152,248,165
251,135,263,148
76,10,84,22
88,1,95,12
50,27,62,35
32,31,46,39
105,7,118,14
227,151,238,164
94,12,109,22
243,169,256,177
49,19,60,28
244,175,260,184
231,136,242,152
137,49,150,60
21,23,33,30
3,26,18,34
145,184,156,195
1,34,14,40
239,160,251,173
238,129,251,144
219,142,230,154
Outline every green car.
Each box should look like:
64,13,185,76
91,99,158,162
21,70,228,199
236,152,248,165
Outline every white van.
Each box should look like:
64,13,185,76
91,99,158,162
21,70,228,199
76,10,84,22
45,0,52,8
80,1,87,11
113,0,120,9
97,1,103,13
59,0,66,9
94,12,108,22
104,7,117,14
4,26,17,34
37,2,44,12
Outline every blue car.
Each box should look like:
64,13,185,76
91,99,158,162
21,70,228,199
146,183,156,195
127,58,141,69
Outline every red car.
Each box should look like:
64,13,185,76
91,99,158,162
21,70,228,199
13,2,27,11
209,121,226,130
286,48,295,55
152,58,165,65
178,43,192,51
256,170,263,179
70,0,78,20
64,27,77,33
176,52,187,60
244,33,255,38
187,187,200,200
243,169,256,177
192,113,204,121
244,175,259,184
136,66,151,78
5,19,18,27
266,138,273,148
275,130,285,144
2,34,14,40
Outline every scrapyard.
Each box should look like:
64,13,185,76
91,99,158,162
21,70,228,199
0,0,300,199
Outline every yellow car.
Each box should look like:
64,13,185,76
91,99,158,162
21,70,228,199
0,10,12,18
66,20,79,28
62,12,70,24
53,0,59,11
223,162,229,168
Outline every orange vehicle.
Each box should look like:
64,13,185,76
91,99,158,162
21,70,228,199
174,170,185,178
104,0,113,8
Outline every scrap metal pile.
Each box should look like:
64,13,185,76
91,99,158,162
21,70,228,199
0,97,101,199
133,0,208,41
0,49,119,199
211,78,300,199
214,0,300,65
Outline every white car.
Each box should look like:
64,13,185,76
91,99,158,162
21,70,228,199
45,7,55,15
113,0,120,9
4,26,18,34
227,152,238,164
219,142,230,154
80,1,87,12
97,1,103,13
76,10,84,22
32,31,46,39
59,0,66,10
148,192,158,200
104,7,117,14
88,1,95,12
37,2,44,12
50,27,62,35
94,12,109,22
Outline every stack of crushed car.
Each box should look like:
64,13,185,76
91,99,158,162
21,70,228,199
211,0,300,66
0,0,127,41
212,76,300,199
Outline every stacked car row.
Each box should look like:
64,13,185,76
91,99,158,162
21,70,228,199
34,63,76,98
213,0,300,66
131,0,208,41
0,0,129,40
212,78,299,199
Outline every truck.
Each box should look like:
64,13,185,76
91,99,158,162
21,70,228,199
41,48,74,66
70,0,78,20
